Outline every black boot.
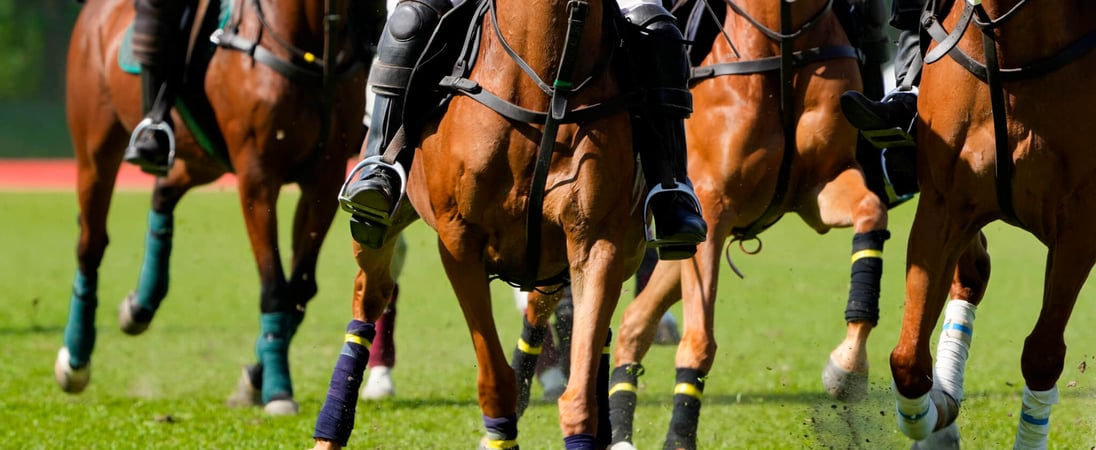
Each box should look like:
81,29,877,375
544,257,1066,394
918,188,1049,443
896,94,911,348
623,4,708,260
124,67,176,177
841,89,918,133
339,0,452,248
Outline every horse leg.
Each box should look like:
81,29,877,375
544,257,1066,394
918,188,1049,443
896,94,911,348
809,169,889,402
55,111,129,393
913,232,990,449
435,231,520,449
661,215,729,450
889,197,974,441
1011,237,1095,448
226,168,307,415
512,288,565,416
560,241,628,449
118,164,219,334
361,234,407,401
312,235,404,450
609,259,682,448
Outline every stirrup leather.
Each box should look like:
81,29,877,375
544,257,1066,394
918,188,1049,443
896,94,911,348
338,155,408,225
641,181,702,244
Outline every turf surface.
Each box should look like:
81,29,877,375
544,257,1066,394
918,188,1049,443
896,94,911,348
1,190,1094,449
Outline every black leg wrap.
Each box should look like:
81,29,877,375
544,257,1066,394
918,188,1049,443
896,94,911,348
553,295,574,379
597,330,612,447
845,230,890,325
511,316,548,416
609,363,645,445
664,368,706,450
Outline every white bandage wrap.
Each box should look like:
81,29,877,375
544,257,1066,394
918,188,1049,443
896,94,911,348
1013,385,1058,450
933,300,976,403
894,384,940,440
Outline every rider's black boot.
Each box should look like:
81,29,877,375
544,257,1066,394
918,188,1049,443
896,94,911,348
623,4,708,260
339,0,453,248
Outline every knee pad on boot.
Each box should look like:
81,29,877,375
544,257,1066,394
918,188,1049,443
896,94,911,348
621,4,692,116
369,0,453,96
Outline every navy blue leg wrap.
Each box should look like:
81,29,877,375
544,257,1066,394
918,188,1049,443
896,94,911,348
563,433,597,450
63,271,98,368
314,320,375,446
845,230,890,325
512,316,548,416
664,368,706,450
609,363,645,445
135,210,173,314
483,414,519,447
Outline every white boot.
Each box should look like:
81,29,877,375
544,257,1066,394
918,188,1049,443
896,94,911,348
361,366,395,400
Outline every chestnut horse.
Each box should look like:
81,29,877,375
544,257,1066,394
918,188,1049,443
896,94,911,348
607,0,894,447
53,0,370,415
310,0,644,448
889,0,1096,447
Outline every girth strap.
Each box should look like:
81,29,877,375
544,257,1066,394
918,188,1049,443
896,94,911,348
690,45,859,85
439,76,637,124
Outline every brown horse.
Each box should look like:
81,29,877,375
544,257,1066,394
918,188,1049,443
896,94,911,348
310,0,645,448
53,0,370,415
606,0,893,447
889,0,1096,446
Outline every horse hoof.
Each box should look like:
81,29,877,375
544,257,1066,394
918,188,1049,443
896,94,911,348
118,292,151,335
360,366,395,400
263,398,300,415
911,422,960,449
608,442,637,450
225,365,262,408
54,347,90,394
821,357,868,403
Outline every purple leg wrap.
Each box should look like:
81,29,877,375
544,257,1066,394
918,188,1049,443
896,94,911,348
563,434,597,450
313,320,375,446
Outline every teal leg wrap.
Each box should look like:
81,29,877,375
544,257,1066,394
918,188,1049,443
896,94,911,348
256,310,304,403
64,271,98,368
135,210,174,312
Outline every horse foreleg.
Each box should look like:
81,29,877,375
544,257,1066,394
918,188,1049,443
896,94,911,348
661,221,724,450
890,198,971,441
811,169,889,402
913,232,990,449
1012,236,1095,448
312,238,402,449
560,239,627,450
607,259,681,448
231,173,307,415
56,118,129,394
434,229,520,448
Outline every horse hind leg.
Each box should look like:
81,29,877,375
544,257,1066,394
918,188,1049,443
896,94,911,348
117,176,208,335
803,167,891,403
1011,236,1095,448
510,288,568,416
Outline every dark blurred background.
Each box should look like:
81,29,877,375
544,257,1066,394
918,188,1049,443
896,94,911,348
0,0,81,158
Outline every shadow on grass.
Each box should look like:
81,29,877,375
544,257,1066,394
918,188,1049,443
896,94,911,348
0,324,63,335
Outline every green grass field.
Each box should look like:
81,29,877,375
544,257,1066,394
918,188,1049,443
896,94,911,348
1,190,1094,449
